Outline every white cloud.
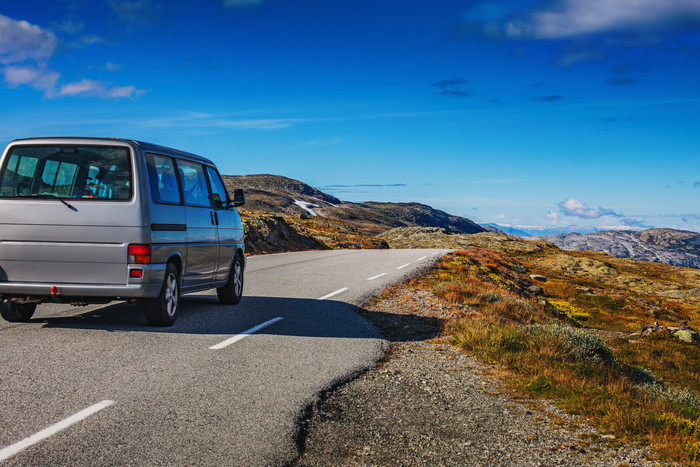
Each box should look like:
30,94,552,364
545,211,559,219
140,112,302,130
506,0,700,39
0,14,145,100
55,79,146,99
2,65,59,92
222,0,264,8
558,198,622,219
0,14,57,64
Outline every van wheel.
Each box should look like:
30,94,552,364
144,263,180,326
0,302,37,322
217,255,244,305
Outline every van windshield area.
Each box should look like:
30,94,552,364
0,146,132,200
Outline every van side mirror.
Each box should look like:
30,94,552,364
232,188,246,207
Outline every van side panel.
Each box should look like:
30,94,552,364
182,206,218,291
213,209,245,283
148,203,187,268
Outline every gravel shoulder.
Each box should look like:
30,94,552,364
290,285,666,466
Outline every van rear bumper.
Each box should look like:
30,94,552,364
0,264,165,301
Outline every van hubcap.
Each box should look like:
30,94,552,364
233,262,242,296
164,273,178,317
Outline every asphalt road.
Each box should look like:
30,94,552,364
0,248,449,466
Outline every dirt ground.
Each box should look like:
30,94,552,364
289,285,666,466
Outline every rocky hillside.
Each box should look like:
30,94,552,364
316,201,484,236
535,228,700,269
224,174,341,216
224,174,484,236
240,213,327,254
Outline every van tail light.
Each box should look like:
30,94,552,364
128,244,151,264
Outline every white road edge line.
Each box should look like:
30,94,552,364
317,287,349,301
210,317,285,350
417,256,427,261
0,400,115,462
366,273,387,281
396,263,411,270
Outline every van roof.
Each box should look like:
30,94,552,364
8,137,216,165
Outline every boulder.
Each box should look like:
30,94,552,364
529,274,547,282
634,321,699,344
673,329,700,344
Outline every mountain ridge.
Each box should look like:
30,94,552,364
535,228,700,269
224,174,485,236
223,174,700,270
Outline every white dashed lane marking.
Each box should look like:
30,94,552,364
0,400,115,462
366,273,387,281
317,287,349,301
209,317,285,350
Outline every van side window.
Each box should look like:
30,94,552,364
147,154,181,204
205,166,229,209
177,160,210,207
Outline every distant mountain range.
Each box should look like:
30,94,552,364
224,174,485,236
483,223,601,237
535,229,700,269
222,174,700,270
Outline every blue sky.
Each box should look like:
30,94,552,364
1,0,699,233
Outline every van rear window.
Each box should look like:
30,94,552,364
0,146,132,200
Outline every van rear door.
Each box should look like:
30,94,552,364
0,143,143,287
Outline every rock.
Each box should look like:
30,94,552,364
576,286,594,294
635,322,665,337
242,214,326,254
528,286,543,295
529,274,547,282
673,330,699,343
634,321,699,344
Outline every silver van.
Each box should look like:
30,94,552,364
0,137,246,326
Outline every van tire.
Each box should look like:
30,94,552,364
217,254,244,305
144,263,180,326
0,302,37,322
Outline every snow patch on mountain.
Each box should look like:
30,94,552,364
294,200,320,216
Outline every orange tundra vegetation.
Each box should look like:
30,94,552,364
406,239,700,465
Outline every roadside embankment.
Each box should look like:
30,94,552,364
292,284,662,466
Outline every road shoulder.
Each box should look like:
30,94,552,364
291,284,664,466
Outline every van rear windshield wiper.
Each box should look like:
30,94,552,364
16,193,76,211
